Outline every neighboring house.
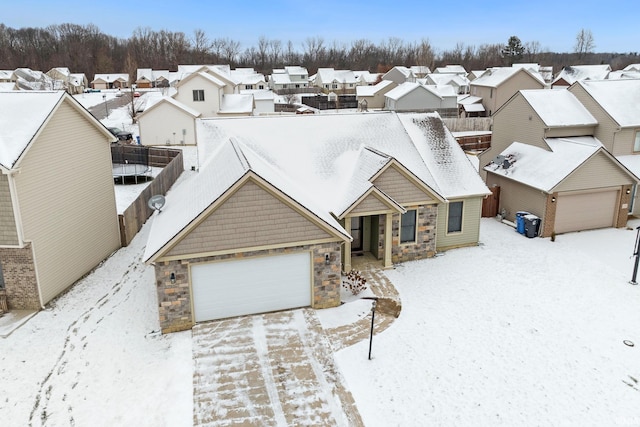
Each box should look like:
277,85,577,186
470,67,546,116
313,68,358,93
46,68,87,94
567,79,640,215
230,69,267,91
482,89,637,236
136,68,171,88
91,73,129,89
424,73,470,94
0,91,121,311
143,112,490,333
269,66,309,92
0,70,16,83
15,68,55,90
137,96,201,146
485,138,635,237
356,80,397,109
172,71,241,117
382,66,416,85
384,82,457,114
623,64,640,72
410,66,431,78
241,89,275,114
551,64,611,88
467,70,487,81
433,65,467,75
354,70,381,86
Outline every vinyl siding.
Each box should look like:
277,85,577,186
173,75,222,117
373,165,435,205
138,103,197,146
0,174,18,245
495,72,545,114
612,128,637,155
167,179,334,257
348,192,394,215
16,100,120,305
554,152,634,192
485,174,546,222
393,88,441,111
569,84,620,154
436,197,483,250
483,94,547,175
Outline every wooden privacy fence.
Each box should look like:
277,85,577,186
117,147,183,246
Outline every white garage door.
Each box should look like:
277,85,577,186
554,189,618,234
191,252,311,322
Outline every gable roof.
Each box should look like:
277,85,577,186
385,82,440,101
552,64,611,85
519,89,598,127
356,79,395,97
484,136,635,192
0,91,114,170
176,71,227,89
471,67,545,88
570,79,640,127
143,138,351,262
92,73,128,83
138,95,202,119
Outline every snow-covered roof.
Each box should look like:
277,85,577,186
232,72,266,85
143,137,351,262
316,68,357,84
434,65,466,75
269,73,292,84
140,95,202,118
471,67,545,88
427,73,470,87
519,89,598,127
241,89,274,101
0,91,65,169
0,70,15,80
51,67,71,76
92,73,129,83
354,70,381,84
179,71,227,89
385,82,438,101
69,73,86,86
552,65,611,85
0,82,17,90
573,79,640,127
457,95,483,105
484,137,607,191
410,66,431,75
136,68,152,81
356,79,394,97
284,66,308,76
608,70,640,80
623,64,640,72
219,94,254,114
512,63,540,72
462,103,485,113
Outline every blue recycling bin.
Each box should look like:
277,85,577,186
515,211,529,234
136,135,141,145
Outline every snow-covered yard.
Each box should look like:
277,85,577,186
338,218,640,426
2,216,639,426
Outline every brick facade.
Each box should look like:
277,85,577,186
391,205,437,263
156,242,342,333
0,244,40,310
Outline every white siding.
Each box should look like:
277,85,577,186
138,103,197,146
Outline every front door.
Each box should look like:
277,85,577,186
351,217,363,252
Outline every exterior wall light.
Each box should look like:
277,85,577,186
170,272,176,284
551,197,556,203
627,189,631,195
325,253,331,265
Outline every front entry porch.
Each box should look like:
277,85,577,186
342,214,393,272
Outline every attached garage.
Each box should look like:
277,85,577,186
190,252,312,322
554,188,618,234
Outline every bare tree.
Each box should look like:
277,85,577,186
524,40,541,62
574,28,595,59
192,29,211,63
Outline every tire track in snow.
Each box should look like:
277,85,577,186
28,253,145,427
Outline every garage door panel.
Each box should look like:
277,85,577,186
555,190,618,234
191,252,311,322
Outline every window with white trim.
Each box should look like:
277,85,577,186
447,201,463,233
192,89,205,102
400,210,417,243
0,261,5,289
634,131,640,152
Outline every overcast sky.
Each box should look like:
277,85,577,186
4,0,637,54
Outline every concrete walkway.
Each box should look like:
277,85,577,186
192,257,401,426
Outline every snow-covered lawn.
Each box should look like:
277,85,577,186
337,218,640,426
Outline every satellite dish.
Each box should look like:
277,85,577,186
148,194,166,212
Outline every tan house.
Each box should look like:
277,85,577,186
356,80,396,109
483,89,638,236
46,67,87,94
551,64,611,88
382,66,416,85
567,79,640,216
469,67,546,116
144,112,490,333
91,73,129,89
137,96,201,146
0,91,121,311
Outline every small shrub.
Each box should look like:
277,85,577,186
342,270,368,295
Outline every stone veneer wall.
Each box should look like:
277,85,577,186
391,205,437,263
0,244,40,310
156,242,342,334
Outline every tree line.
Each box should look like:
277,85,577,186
0,23,638,80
